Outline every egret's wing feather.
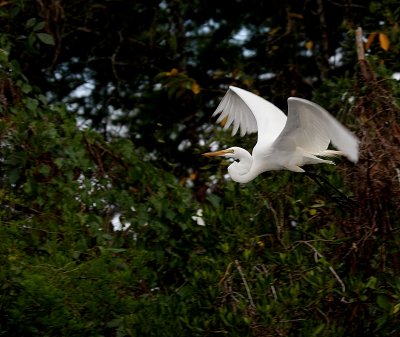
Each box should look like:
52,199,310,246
214,87,253,136
213,86,287,145
273,97,359,162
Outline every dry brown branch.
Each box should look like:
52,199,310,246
355,27,365,61
339,27,400,272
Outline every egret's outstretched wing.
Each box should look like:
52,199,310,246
273,97,359,162
213,86,287,146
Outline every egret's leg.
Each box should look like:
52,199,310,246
304,171,358,208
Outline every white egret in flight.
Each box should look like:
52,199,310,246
203,86,359,183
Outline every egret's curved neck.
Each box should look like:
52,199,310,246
227,149,259,184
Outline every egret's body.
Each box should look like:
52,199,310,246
203,86,359,183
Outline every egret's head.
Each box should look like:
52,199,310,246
202,147,253,182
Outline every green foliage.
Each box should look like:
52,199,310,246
0,83,199,335
1,81,399,336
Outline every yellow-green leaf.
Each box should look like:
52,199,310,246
309,208,317,216
392,303,400,315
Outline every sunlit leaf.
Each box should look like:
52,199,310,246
379,33,390,51
191,82,200,94
168,68,179,77
305,40,314,50
365,32,377,50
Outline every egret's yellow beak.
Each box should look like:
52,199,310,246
202,149,233,157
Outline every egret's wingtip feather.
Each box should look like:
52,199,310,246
347,143,360,163
212,109,222,117
333,130,360,163
211,86,287,144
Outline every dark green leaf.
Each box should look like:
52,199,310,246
36,33,55,45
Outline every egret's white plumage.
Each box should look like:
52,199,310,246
203,86,359,183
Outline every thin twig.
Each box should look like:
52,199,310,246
219,261,233,285
328,266,346,293
316,307,330,325
264,200,286,246
235,260,256,309
111,30,124,81
301,241,346,292
270,285,278,301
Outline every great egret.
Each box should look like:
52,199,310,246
203,86,359,183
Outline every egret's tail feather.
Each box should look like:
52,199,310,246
302,152,336,166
